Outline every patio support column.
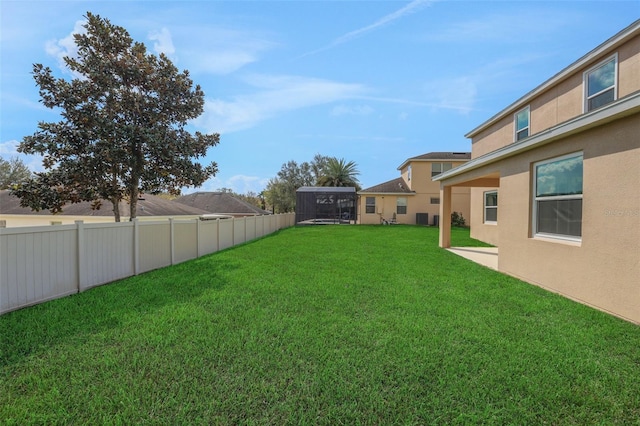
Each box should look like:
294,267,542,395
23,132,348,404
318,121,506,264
439,184,452,248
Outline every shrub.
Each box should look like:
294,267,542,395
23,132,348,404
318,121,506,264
451,211,466,227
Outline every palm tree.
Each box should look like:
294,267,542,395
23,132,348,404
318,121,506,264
317,157,360,189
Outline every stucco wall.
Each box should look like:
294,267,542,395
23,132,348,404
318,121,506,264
360,159,470,225
469,188,500,246
471,33,640,159
492,115,640,323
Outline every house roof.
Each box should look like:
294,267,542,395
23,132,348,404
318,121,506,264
466,19,640,139
296,186,356,193
174,192,270,215
358,177,414,194
0,190,210,217
397,152,471,170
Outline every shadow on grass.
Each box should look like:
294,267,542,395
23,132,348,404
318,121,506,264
0,254,239,369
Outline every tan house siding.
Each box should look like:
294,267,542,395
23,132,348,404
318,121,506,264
437,21,640,323
359,156,470,225
619,33,640,97
498,116,639,323
470,31,640,160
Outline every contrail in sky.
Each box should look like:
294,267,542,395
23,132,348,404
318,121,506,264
298,0,435,58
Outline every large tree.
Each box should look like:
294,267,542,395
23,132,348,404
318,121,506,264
0,156,32,190
12,12,219,221
317,157,360,189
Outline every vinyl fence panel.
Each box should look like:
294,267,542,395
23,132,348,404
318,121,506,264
0,226,78,313
1,213,294,315
80,222,135,290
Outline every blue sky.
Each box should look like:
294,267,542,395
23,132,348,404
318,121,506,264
1,1,638,194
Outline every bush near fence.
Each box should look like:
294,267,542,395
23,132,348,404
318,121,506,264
0,214,295,315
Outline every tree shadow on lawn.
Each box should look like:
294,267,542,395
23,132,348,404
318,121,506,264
0,253,239,369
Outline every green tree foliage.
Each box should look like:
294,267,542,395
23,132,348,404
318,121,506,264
12,12,220,221
263,155,359,213
317,157,360,189
0,156,32,190
264,160,314,213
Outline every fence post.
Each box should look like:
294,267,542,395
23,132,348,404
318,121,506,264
75,220,84,292
133,218,140,275
169,217,175,265
196,217,201,258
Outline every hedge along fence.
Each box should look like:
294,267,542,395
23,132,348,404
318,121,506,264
0,213,295,315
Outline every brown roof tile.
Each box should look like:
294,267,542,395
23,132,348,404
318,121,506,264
359,177,414,194
0,190,210,217
174,192,270,215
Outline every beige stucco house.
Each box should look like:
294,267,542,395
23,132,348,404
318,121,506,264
358,152,470,225
435,20,640,324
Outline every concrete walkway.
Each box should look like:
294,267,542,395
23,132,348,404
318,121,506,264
447,247,498,270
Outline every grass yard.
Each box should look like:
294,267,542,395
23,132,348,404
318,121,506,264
1,225,639,425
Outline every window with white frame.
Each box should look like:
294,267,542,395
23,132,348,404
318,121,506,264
407,165,412,181
533,153,583,240
515,106,530,141
431,162,452,178
484,191,498,223
584,54,617,112
365,196,376,214
396,197,407,215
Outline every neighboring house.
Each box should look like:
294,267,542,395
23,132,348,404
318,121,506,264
358,152,471,225
0,190,211,227
174,192,270,218
434,20,640,324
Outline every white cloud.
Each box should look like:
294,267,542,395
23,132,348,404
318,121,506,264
196,75,367,134
425,10,574,44
176,27,277,75
0,140,20,155
330,104,374,116
189,174,269,195
148,27,175,56
0,140,44,172
45,19,85,74
301,0,435,57
422,76,478,114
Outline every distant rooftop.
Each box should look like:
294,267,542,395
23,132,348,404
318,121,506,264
359,177,414,194
0,190,209,217
397,152,471,170
174,192,270,215
297,186,356,193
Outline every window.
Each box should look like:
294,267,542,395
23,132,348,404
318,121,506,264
430,197,440,205
396,197,407,215
484,191,498,223
584,55,617,112
407,165,412,181
431,162,452,178
515,106,530,141
365,197,376,214
533,153,583,240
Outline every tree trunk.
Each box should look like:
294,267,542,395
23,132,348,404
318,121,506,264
111,197,121,222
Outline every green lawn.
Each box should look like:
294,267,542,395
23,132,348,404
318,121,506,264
1,225,639,425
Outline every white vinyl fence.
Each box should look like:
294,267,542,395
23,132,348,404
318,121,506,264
0,214,295,315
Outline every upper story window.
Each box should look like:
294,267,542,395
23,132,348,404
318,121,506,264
584,54,617,112
396,197,407,215
515,106,530,141
365,196,376,214
407,165,412,181
533,153,583,241
431,162,452,178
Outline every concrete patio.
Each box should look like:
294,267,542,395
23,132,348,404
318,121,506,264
447,247,498,270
